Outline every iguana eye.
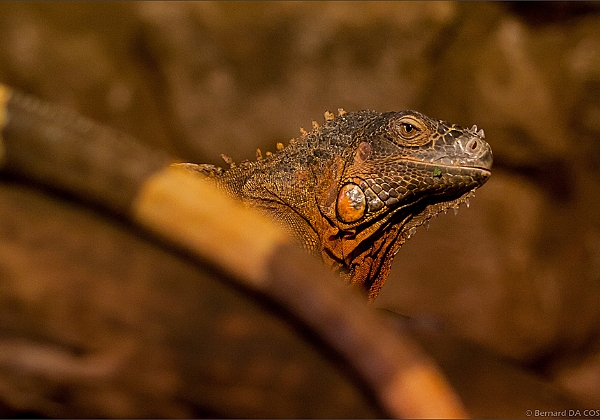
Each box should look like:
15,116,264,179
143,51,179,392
395,115,429,145
400,123,417,138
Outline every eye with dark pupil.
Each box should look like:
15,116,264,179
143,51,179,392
401,123,419,137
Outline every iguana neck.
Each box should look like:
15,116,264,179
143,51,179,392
214,140,342,254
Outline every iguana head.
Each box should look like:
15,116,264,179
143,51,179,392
190,108,492,301
314,110,492,300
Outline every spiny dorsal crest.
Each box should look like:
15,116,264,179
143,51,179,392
223,107,349,168
299,108,347,136
221,153,235,168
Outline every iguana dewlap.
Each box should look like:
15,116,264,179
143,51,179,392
178,109,492,300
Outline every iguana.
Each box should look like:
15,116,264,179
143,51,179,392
176,109,492,300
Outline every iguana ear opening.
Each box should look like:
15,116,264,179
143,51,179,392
355,141,371,164
336,183,366,223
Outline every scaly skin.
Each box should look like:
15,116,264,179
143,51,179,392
179,109,493,300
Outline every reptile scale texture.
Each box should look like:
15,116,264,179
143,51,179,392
178,109,493,301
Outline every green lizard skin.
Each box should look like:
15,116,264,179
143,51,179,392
179,109,493,300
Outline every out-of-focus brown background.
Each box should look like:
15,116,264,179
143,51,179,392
1,1,600,416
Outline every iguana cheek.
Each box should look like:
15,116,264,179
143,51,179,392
336,183,366,223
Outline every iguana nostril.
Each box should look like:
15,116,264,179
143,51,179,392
467,138,479,152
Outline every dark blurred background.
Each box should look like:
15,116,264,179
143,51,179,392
1,1,600,413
